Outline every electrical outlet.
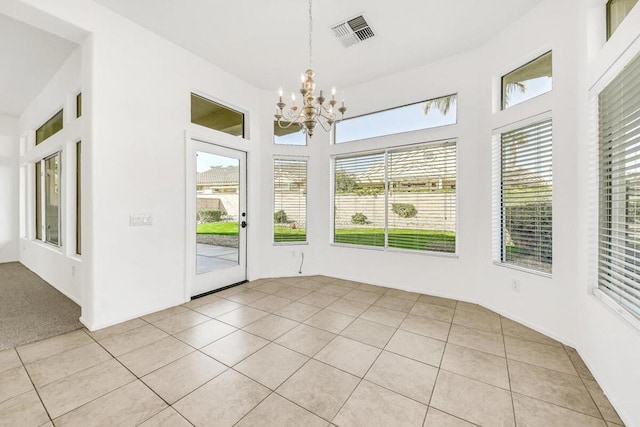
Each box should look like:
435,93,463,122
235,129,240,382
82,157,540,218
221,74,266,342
511,278,521,293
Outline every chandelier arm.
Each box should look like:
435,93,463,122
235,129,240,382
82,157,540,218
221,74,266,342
315,117,332,133
276,118,301,129
277,108,304,126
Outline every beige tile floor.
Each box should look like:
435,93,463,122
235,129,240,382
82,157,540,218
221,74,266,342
0,275,626,427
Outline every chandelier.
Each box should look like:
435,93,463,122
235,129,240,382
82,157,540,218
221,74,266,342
274,0,346,138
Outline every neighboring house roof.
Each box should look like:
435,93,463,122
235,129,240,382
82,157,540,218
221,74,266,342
197,166,239,185
198,165,304,187
338,146,457,184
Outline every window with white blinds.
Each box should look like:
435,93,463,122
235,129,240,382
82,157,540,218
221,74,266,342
500,119,553,274
274,159,307,243
598,50,640,319
333,141,457,253
334,152,386,248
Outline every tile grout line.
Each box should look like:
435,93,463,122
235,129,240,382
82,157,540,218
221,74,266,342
82,331,172,424
327,296,411,424
12,347,54,425
498,314,518,427
8,276,621,426
420,299,457,425
562,344,608,422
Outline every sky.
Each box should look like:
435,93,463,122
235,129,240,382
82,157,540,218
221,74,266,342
196,152,238,172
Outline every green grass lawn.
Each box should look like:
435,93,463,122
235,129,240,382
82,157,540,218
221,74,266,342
334,227,455,252
197,222,455,251
197,222,239,235
274,226,306,242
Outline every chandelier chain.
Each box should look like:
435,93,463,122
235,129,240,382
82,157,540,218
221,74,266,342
273,0,347,138
308,0,313,67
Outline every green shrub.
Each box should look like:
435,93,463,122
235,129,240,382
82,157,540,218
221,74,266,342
391,203,418,218
504,202,552,262
198,209,222,223
335,171,358,193
351,212,369,225
274,210,288,224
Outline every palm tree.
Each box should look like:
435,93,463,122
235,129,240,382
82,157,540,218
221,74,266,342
423,95,457,115
423,82,526,116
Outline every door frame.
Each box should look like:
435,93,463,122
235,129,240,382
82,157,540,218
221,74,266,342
184,131,248,300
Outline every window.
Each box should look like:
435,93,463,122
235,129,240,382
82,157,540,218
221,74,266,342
44,155,61,246
502,51,552,110
598,50,640,319
274,159,307,243
333,141,457,253
76,93,82,118
607,0,638,39
76,141,81,255
498,119,553,274
35,162,42,241
191,93,244,137
34,153,62,246
274,121,306,145
335,94,457,144
35,110,63,145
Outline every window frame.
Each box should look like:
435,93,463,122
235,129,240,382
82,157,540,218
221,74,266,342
35,109,64,145
76,141,81,255
333,94,458,145
606,0,639,40
594,49,640,323
273,156,308,245
492,113,553,277
273,121,308,146
35,161,42,241
331,139,458,257
76,92,82,118
190,92,247,139
501,51,553,111
34,151,62,248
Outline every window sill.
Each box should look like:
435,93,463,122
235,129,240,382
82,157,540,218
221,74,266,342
273,241,308,246
493,261,552,279
592,288,640,333
331,243,459,258
31,239,63,255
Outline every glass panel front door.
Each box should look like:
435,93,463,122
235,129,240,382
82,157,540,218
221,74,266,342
196,152,240,274
190,140,247,296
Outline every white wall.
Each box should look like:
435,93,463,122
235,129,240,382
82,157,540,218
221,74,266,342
18,48,83,304
0,115,19,263
4,0,265,330
579,1,640,424
254,0,640,424
6,0,639,423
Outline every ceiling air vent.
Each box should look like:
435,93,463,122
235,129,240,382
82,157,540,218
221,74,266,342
330,14,375,47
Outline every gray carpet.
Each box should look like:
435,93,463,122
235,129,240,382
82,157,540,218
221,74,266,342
0,262,83,351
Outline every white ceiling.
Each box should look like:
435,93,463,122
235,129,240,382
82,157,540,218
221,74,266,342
0,1,545,117
94,0,545,91
0,13,78,117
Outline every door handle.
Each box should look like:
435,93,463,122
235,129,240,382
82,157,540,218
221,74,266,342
241,221,247,228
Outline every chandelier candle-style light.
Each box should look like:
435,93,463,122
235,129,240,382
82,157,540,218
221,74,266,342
275,0,346,138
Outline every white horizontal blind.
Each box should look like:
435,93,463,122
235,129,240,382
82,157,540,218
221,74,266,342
334,152,386,247
274,159,307,243
388,142,456,252
598,50,640,319
501,119,553,273
333,141,457,253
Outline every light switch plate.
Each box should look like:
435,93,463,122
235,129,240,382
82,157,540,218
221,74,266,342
130,213,153,226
